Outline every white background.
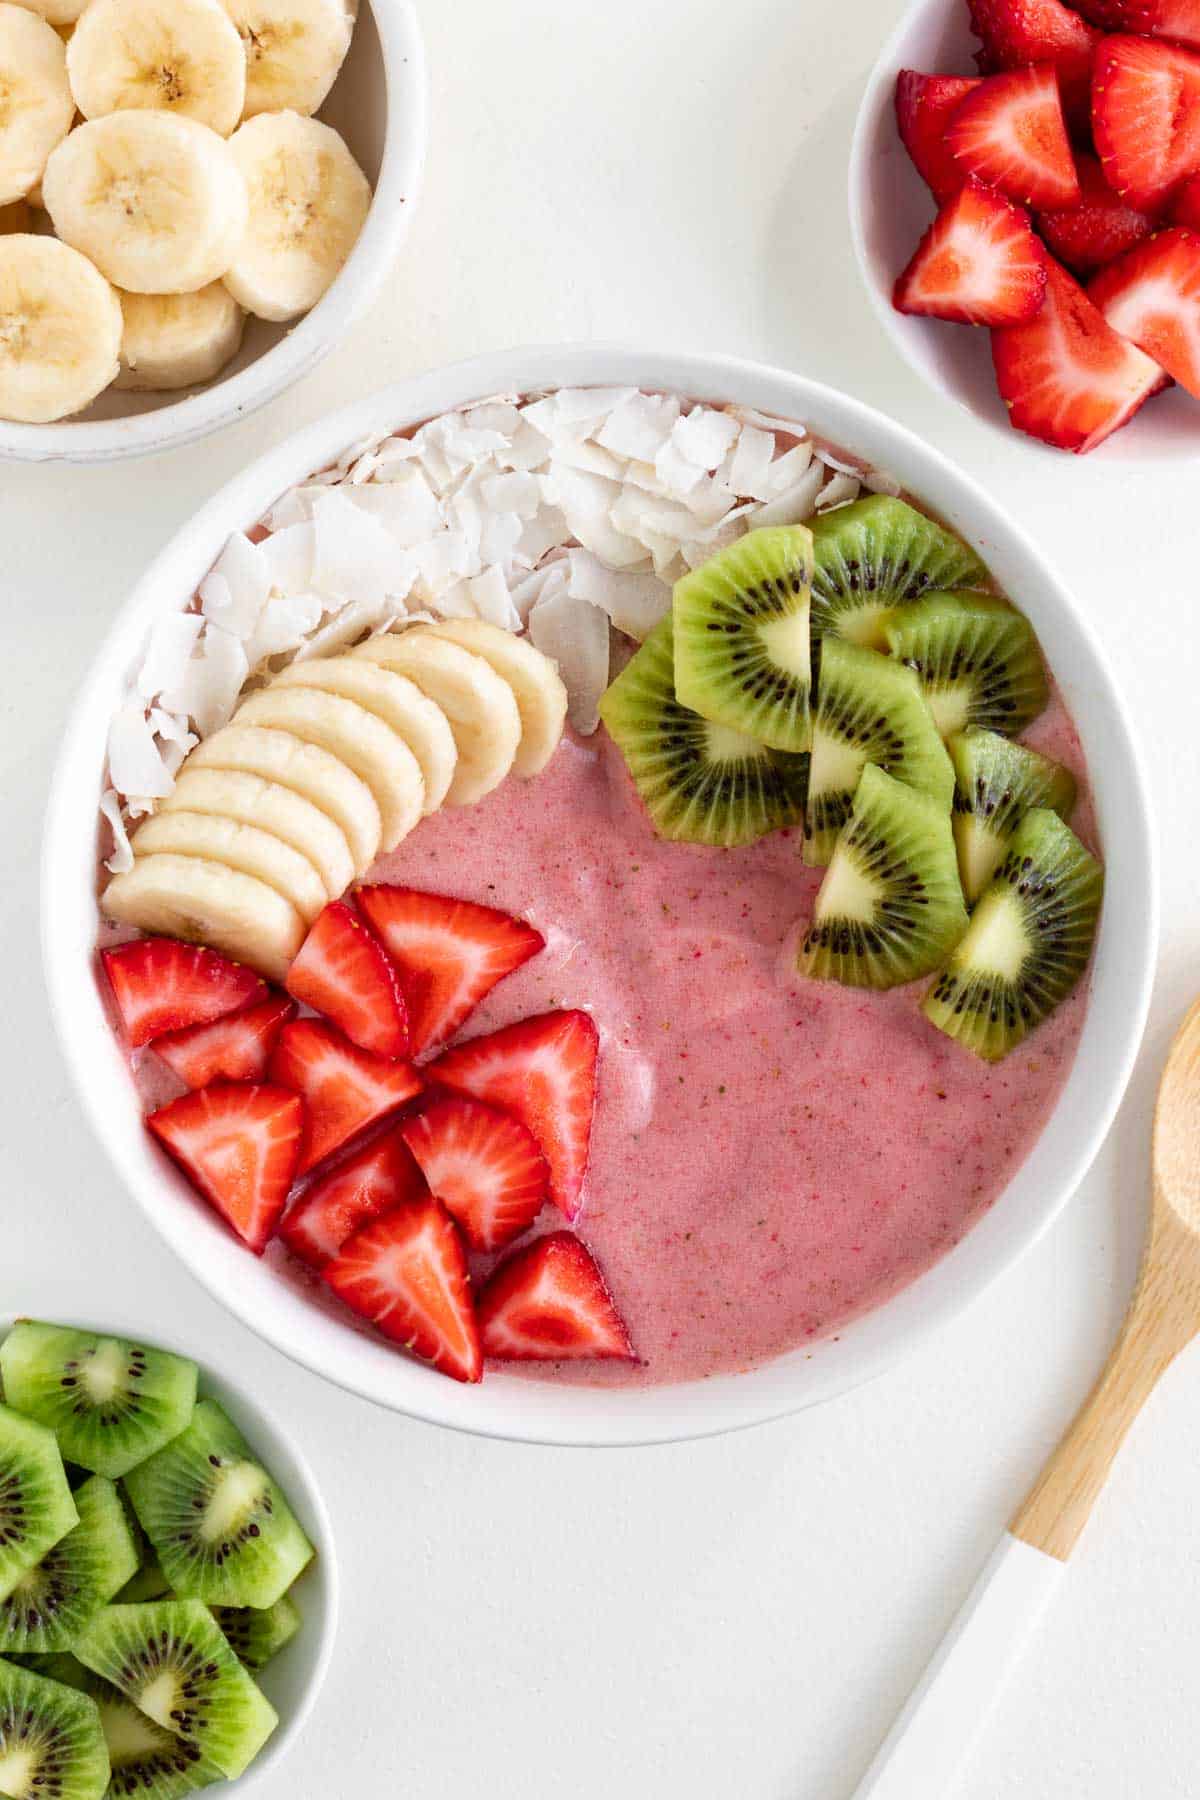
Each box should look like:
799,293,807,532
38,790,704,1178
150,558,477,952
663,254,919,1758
4,0,1200,1794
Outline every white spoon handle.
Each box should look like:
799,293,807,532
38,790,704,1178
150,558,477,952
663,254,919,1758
850,1534,1064,1800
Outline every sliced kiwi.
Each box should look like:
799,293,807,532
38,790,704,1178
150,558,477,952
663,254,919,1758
804,637,954,866
0,1325,198,1483
0,1657,110,1800
124,1401,313,1612
85,1672,219,1799
949,728,1077,904
924,809,1103,1061
798,765,968,989
114,1559,171,1606
0,1406,78,1605
598,616,809,847
74,1601,276,1781
881,592,1049,739
0,1476,138,1654
210,1595,301,1672
809,496,989,648
672,524,814,752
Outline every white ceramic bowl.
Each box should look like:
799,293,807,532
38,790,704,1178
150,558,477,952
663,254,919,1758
0,0,427,465
0,1312,337,1793
849,0,1200,458
41,345,1158,1447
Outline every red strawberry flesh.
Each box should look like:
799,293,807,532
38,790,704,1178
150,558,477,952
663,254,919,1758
1090,225,1200,395
1092,35,1200,211
946,65,1081,209
895,71,982,201
401,1095,548,1253
894,182,1048,324
268,1017,423,1175
324,1198,482,1383
102,938,265,1048
1068,0,1200,46
1172,170,1200,226
280,1128,427,1271
967,0,1101,123
477,1232,634,1362
1036,152,1156,274
153,994,296,1090
146,1081,303,1254
285,900,409,1059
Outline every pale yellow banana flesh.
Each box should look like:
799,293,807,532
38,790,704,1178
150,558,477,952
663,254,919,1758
352,634,522,806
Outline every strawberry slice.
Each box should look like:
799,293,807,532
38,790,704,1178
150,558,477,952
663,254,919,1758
946,65,1081,209
285,900,409,1059
1067,0,1200,47
1090,226,1200,396
992,255,1167,450
401,1096,548,1252
324,1199,482,1383
430,1011,598,1221
356,886,544,1057
102,938,265,1048
1172,171,1200,226
280,1128,427,1271
1036,152,1156,275
895,71,982,201
153,994,296,1090
268,1017,423,1175
967,0,1101,125
1092,36,1200,211
477,1233,634,1363
894,183,1048,324
146,1082,303,1253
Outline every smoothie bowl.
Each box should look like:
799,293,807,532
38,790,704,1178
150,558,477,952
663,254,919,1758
42,347,1156,1445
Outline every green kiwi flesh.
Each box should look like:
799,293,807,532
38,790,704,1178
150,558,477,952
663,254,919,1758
86,1673,219,1799
809,496,988,648
599,617,809,848
923,809,1103,1061
114,1560,171,1606
210,1595,301,1672
0,1326,198,1483
0,1657,110,1800
0,1408,78,1605
799,765,968,989
949,728,1077,904
881,592,1049,739
0,1477,138,1654
672,524,814,752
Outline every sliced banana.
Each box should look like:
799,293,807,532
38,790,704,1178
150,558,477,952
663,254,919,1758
43,112,249,294
187,723,381,874
224,110,369,322
131,808,328,924
220,0,351,118
233,685,424,853
67,0,247,134
0,6,74,206
0,235,122,422
102,853,303,983
163,766,354,899
270,656,457,816
0,199,30,231
352,634,521,807
420,621,568,779
7,0,88,31
116,283,244,390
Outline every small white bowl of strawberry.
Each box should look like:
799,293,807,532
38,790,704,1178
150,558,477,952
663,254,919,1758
849,0,1200,454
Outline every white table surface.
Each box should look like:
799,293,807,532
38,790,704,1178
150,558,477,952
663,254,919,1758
4,1,1199,1794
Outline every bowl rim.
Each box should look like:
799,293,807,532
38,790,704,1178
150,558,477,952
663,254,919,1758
0,0,428,466
40,343,1159,1447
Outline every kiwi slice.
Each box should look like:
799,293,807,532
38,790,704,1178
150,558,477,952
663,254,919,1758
210,1595,301,1672
0,1406,78,1605
124,1401,313,1611
798,765,968,989
950,728,1077,904
598,616,809,847
809,496,989,648
0,1657,110,1800
804,638,954,866
114,1559,171,1606
74,1601,276,1781
0,1325,198,1483
924,809,1103,1061
85,1672,218,1799
0,1477,138,1654
672,524,814,752
881,592,1049,739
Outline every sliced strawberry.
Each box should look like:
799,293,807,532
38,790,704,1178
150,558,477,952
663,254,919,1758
967,0,1101,125
992,255,1167,449
895,71,982,201
146,1082,303,1253
268,1017,423,1175
1036,152,1156,274
430,1010,598,1220
946,65,1081,208
284,900,408,1059
401,1096,548,1253
477,1233,634,1363
1172,170,1200,226
1092,36,1200,211
324,1198,482,1383
102,938,265,1048
894,183,1048,324
152,995,296,1090
356,886,544,1057
1067,0,1200,48
280,1128,427,1271
1090,226,1200,395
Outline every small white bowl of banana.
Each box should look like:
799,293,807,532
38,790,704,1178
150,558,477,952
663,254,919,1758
0,0,426,461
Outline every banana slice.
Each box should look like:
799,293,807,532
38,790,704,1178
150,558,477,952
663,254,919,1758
224,111,369,323
270,656,457,816
187,723,381,874
420,621,568,779
67,0,246,134
43,112,249,294
0,235,122,422
352,634,522,807
131,808,327,924
115,283,244,390
233,686,424,853
0,7,74,206
163,766,354,899
103,853,303,982
220,0,351,118
7,0,88,31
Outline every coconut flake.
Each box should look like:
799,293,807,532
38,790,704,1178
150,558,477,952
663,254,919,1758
727,404,810,439
596,392,680,462
864,468,903,497
726,426,776,500
495,416,552,472
410,531,472,603
654,439,706,497
345,469,443,547
543,464,648,569
135,611,204,701
815,471,861,511
311,489,406,603
100,789,134,874
292,598,386,662
464,402,522,436
671,407,740,472
529,590,610,733
554,386,637,424
567,550,671,641
108,700,174,799
752,462,826,528
244,592,324,664
481,470,542,520
815,447,865,477
199,532,270,641
160,626,249,737
260,521,315,597
763,441,815,498
466,565,522,630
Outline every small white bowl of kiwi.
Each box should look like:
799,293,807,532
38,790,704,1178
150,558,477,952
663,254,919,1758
0,1316,337,1797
